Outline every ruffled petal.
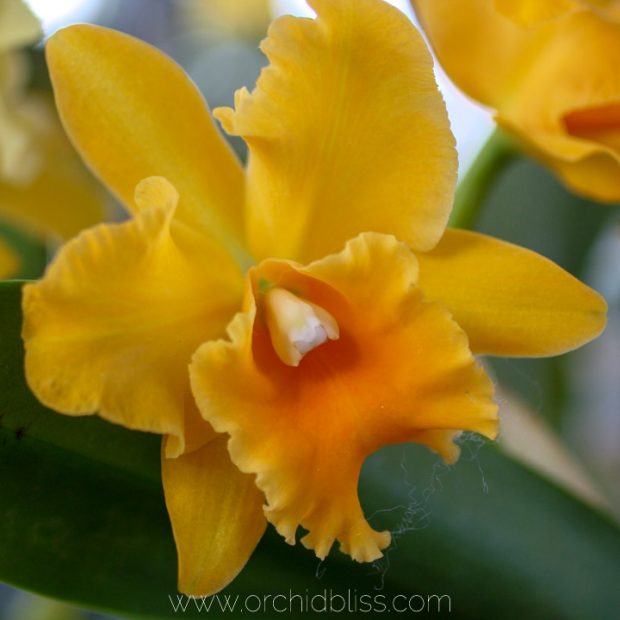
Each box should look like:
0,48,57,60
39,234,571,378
162,435,266,596
216,0,456,263
22,177,243,457
191,233,496,562
46,25,250,266
417,229,607,357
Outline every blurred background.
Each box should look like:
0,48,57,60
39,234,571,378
1,1,618,618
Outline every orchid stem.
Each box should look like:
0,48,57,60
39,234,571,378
450,128,518,230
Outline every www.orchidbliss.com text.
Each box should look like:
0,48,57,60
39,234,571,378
169,589,452,614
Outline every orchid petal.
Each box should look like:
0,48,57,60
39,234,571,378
216,0,456,263
417,229,607,357
22,177,243,457
191,233,496,562
46,25,250,266
162,436,266,596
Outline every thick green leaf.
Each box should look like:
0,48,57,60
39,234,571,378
1,280,620,619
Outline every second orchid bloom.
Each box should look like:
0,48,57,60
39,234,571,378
22,0,606,596
413,0,620,202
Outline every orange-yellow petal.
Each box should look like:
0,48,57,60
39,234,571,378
412,0,533,109
417,229,607,357
494,0,620,25
215,0,456,263
493,0,580,26
46,24,250,266
22,177,243,457
190,233,496,562
496,10,620,202
0,237,19,279
162,435,266,596
413,0,620,201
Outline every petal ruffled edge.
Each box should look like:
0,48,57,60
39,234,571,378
191,233,497,563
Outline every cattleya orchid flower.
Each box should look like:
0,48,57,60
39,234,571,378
0,0,105,278
412,0,620,202
22,0,606,596
181,0,272,41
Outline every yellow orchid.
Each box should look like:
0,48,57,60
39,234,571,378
22,0,606,597
412,0,620,203
0,0,105,278
181,0,272,41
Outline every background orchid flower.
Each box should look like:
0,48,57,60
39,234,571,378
412,0,620,203
0,0,106,279
180,0,272,41
22,0,606,598
493,0,620,26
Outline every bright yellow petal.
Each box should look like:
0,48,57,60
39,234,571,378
0,0,41,53
46,25,250,267
22,177,243,457
0,237,19,278
162,435,266,596
417,229,607,357
191,233,496,563
215,0,456,263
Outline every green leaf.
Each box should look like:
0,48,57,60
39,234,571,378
1,280,620,619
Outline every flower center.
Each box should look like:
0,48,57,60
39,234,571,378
262,288,339,367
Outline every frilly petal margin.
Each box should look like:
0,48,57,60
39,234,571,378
190,233,497,562
215,0,456,263
22,177,243,457
162,435,267,596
